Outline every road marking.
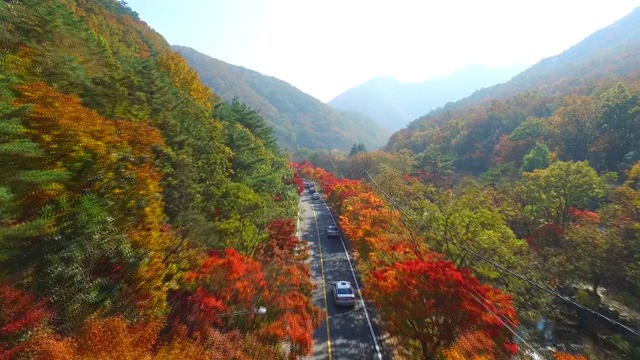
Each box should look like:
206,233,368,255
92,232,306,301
312,207,333,360
322,201,384,360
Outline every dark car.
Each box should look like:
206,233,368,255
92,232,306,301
326,225,339,237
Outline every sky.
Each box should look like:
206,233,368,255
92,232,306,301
124,0,640,102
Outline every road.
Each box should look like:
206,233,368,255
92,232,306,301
298,188,388,360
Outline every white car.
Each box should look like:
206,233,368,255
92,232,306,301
333,281,356,307
326,225,339,237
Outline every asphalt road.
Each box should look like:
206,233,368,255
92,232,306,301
298,188,389,360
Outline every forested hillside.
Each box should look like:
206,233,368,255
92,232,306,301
386,6,640,177
306,119,640,358
0,0,318,358
294,7,640,358
173,45,393,153
421,6,640,115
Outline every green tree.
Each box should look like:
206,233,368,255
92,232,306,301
515,160,606,226
591,83,640,171
414,147,456,185
349,142,366,157
521,142,551,172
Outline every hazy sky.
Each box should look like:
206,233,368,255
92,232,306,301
125,0,640,102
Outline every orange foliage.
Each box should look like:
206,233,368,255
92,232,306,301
16,82,177,315
258,261,320,357
339,191,405,262
167,248,267,338
443,331,497,360
553,352,587,360
73,317,161,360
254,218,320,357
367,257,519,359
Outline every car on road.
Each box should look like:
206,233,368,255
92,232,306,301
333,281,356,307
311,192,320,200
326,225,339,237
308,186,316,194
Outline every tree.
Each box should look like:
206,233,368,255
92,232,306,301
521,142,551,172
366,256,518,359
548,95,598,162
515,161,606,226
414,147,456,185
591,83,640,171
349,142,366,157
166,248,267,339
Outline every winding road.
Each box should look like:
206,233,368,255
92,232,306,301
298,187,389,360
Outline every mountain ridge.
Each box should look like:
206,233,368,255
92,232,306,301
328,63,529,130
173,45,392,153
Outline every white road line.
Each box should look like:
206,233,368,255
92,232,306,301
321,199,383,360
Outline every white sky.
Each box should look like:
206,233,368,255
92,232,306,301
125,0,640,102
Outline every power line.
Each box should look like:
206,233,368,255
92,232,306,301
363,169,640,339
467,289,547,359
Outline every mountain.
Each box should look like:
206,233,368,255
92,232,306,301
385,6,640,176
446,6,640,111
328,64,529,130
173,45,392,153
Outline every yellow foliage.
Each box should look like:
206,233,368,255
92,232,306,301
158,51,217,110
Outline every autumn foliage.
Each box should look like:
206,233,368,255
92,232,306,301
1,1,317,356
295,161,522,359
0,285,51,359
368,257,518,359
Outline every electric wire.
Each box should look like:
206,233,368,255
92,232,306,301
325,157,554,356
362,168,640,338
467,288,551,359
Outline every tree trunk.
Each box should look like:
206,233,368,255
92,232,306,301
421,340,435,360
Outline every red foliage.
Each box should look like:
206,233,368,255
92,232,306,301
256,218,303,262
569,207,600,224
0,285,51,359
289,165,305,195
526,223,565,251
258,261,320,358
491,134,531,165
367,257,519,359
167,249,268,339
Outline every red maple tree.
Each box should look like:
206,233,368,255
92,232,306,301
366,256,519,359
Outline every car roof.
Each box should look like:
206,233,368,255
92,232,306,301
335,281,351,288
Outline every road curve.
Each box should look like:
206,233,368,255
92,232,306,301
298,188,388,360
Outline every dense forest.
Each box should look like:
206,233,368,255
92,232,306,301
306,71,640,358
2,0,640,360
0,0,318,358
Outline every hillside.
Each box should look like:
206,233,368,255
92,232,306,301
328,64,528,130
436,6,640,113
173,45,392,152
385,6,640,177
0,0,316,358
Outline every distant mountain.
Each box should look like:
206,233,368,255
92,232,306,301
448,6,640,111
173,45,392,152
328,64,529,130
385,6,640,175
